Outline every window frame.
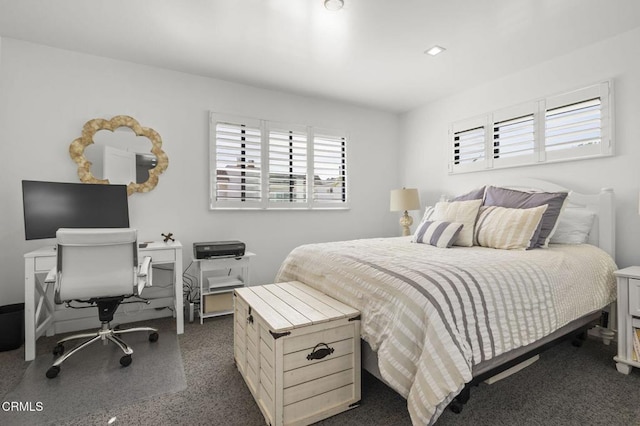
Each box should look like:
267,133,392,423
210,113,349,210
449,81,613,175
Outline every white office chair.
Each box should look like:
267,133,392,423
44,228,158,379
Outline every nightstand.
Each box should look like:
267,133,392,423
614,266,640,374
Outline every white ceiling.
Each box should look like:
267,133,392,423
1,0,639,113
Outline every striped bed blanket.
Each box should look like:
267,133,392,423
275,237,616,425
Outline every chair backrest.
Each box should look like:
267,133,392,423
55,228,138,303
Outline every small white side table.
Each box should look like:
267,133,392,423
613,266,640,374
195,252,255,323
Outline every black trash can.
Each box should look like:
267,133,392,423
0,303,25,352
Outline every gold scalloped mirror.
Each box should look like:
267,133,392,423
69,116,168,195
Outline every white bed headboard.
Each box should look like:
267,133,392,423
490,178,615,259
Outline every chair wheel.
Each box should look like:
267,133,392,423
120,355,132,367
53,344,65,356
149,332,159,342
46,366,60,379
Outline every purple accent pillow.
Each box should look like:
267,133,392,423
451,186,486,201
484,186,568,248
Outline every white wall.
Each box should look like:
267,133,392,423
400,27,640,269
0,38,400,304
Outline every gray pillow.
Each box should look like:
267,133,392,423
484,186,568,248
412,220,464,248
451,186,486,201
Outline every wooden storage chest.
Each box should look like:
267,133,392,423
234,281,361,426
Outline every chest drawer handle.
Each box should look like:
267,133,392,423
306,343,334,361
247,314,253,324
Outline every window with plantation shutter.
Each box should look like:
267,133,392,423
449,116,487,173
449,80,612,174
212,117,262,206
454,127,485,165
491,101,537,168
493,114,535,159
545,99,601,151
268,125,308,205
210,113,348,209
313,131,347,205
543,82,610,162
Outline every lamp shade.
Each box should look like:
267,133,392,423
390,188,420,212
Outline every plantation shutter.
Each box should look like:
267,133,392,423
544,81,611,161
449,81,612,174
491,101,537,167
450,115,488,173
210,113,350,210
268,125,308,205
545,99,601,151
212,116,262,207
454,127,485,165
313,131,347,206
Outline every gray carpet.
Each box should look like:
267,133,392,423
1,315,639,425
1,319,186,425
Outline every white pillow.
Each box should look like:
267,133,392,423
432,199,482,247
549,208,596,245
421,206,435,222
474,204,548,250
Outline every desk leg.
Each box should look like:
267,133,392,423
175,253,184,334
24,258,36,361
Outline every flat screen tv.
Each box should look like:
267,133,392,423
22,180,130,240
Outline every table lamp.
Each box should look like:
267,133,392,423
390,188,421,236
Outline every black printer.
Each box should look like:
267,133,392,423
193,241,246,259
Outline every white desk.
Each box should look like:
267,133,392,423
23,241,184,361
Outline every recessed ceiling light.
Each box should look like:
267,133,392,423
425,45,446,56
324,0,344,11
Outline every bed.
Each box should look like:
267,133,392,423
274,179,617,425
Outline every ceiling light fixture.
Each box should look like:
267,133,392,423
425,45,446,56
324,0,344,11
